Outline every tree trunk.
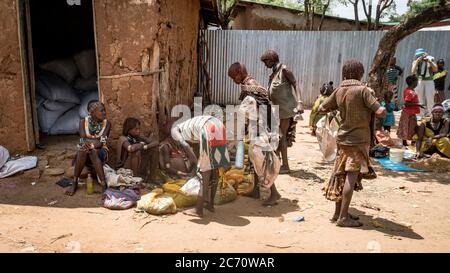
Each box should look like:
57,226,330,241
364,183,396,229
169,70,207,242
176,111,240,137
304,0,311,30
374,1,381,29
318,0,331,30
310,6,315,31
367,0,373,30
353,0,361,30
368,2,450,98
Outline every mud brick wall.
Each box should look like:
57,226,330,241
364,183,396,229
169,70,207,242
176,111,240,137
0,0,28,153
94,0,200,149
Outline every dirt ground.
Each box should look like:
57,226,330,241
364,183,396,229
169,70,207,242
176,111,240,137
1,110,449,253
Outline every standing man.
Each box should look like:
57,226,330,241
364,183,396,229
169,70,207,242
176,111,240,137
319,59,386,228
260,49,303,174
411,48,438,117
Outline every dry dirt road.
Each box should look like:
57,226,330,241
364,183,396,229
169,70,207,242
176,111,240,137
1,110,449,253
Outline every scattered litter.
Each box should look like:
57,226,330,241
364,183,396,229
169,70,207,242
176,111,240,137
65,241,81,253
51,233,72,244
47,200,58,206
265,244,291,249
139,219,157,230
400,222,412,228
20,246,35,253
367,240,382,253
56,177,72,188
31,181,37,186
292,216,305,222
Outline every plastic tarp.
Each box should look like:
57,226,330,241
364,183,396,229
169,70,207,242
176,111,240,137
0,146,9,169
0,156,38,179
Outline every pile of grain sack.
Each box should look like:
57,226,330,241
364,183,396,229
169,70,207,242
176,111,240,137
36,50,98,135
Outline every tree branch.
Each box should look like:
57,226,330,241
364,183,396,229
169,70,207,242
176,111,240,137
368,2,450,98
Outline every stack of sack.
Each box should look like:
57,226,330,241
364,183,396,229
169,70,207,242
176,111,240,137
36,49,98,135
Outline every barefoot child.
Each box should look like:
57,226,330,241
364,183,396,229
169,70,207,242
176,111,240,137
380,91,399,132
310,81,334,136
116,117,158,176
319,59,386,228
397,75,424,147
66,101,111,196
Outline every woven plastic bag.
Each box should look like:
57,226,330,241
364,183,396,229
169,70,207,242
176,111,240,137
137,188,177,215
316,114,339,162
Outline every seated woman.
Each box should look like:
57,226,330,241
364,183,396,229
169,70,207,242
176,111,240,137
66,100,111,196
414,104,450,159
159,128,196,180
116,117,158,176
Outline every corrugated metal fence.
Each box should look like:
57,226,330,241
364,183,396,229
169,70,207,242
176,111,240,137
200,30,450,107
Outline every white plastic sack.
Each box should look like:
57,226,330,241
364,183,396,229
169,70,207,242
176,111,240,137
316,115,339,162
43,100,77,112
0,156,37,179
40,58,79,84
36,95,45,109
180,175,201,196
0,145,9,169
39,72,80,104
36,79,52,100
79,91,99,118
73,50,97,79
37,104,69,134
73,76,97,92
49,107,80,135
248,145,280,188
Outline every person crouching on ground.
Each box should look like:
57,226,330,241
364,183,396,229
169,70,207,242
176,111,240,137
319,59,386,228
66,100,111,196
116,117,158,176
310,81,334,136
171,115,230,217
